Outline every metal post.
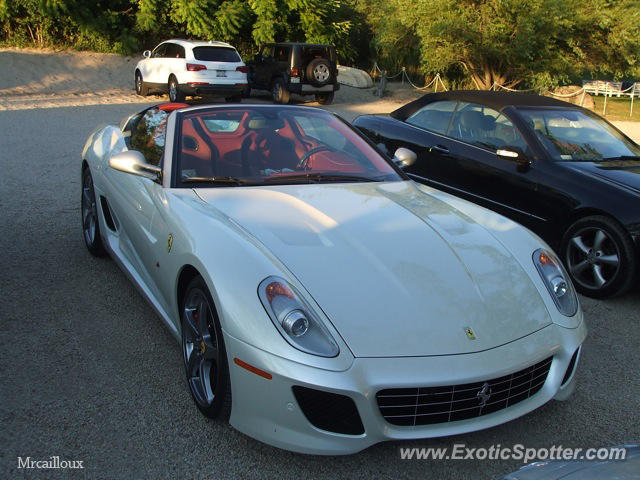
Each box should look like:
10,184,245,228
631,84,635,117
378,71,387,98
603,92,607,116
402,67,405,86
434,74,438,93
580,89,586,107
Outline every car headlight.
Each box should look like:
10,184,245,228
258,276,339,357
533,249,578,317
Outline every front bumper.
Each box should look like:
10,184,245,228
225,319,586,455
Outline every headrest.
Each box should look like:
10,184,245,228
247,115,285,130
481,114,496,130
459,110,486,130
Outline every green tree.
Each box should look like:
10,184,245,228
364,0,640,89
583,0,640,80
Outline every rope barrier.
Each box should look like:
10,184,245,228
370,61,636,116
545,87,586,98
492,82,538,93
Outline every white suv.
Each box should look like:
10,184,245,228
135,39,248,102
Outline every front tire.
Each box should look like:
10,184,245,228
272,78,290,104
562,215,637,298
135,71,149,96
81,168,106,257
315,92,334,105
168,75,186,102
181,276,232,419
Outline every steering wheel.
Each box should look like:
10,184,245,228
296,145,335,170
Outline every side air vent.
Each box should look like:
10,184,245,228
292,386,365,435
99,196,117,232
561,347,580,385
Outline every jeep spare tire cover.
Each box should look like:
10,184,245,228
306,58,332,87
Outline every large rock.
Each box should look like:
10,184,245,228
546,86,595,110
337,65,373,88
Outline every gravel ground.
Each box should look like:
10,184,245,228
1,96,639,478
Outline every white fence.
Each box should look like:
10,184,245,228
582,80,640,98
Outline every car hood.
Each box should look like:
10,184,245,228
195,181,551,357
560,159,640,194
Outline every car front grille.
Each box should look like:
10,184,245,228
377,356,552,426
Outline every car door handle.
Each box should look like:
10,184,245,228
430,145,449,154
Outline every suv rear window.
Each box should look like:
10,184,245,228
301,46,334,61
192,47,241,62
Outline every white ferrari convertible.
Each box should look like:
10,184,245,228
81,103,586,454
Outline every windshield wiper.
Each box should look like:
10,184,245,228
262,173,381,184
182,176,252,186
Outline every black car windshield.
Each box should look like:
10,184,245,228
176,106,403,186
518,108,640,162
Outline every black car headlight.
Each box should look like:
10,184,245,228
533,249,578,317
258,276,339,357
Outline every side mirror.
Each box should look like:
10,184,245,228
143,50,151,58
497,147,531,171
109,150,161,181
393,147,417,169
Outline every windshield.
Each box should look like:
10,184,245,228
518,108,640,162
175,107,403,186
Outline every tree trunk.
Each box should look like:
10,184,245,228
464,60,522,90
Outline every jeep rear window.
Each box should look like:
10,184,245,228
192,47,241,62
301,46,333,61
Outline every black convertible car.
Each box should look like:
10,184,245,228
354,91,640,298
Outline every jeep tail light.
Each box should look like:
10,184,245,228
236,66,247,73
187,63,206,71
290,68,299,77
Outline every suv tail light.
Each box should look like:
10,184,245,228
290,67,300,77
236,66,247,73
187,63,207,71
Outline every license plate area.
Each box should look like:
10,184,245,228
216,70,227,77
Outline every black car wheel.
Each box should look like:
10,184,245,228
562,215,637,298
315,92,334,105
135,71,148,96
168,75,186,102
272,78,290,104
306,58,332,87
81,168,106,257
181,275,232,419
225,95,242,103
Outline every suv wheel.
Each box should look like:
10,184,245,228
272,78,290,104
168,76,186,102
135,71,149,96
315,92,334,105
306,58,333,87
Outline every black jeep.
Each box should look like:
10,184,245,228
246,43,339,105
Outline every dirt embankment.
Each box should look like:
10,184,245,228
1,47,639,142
